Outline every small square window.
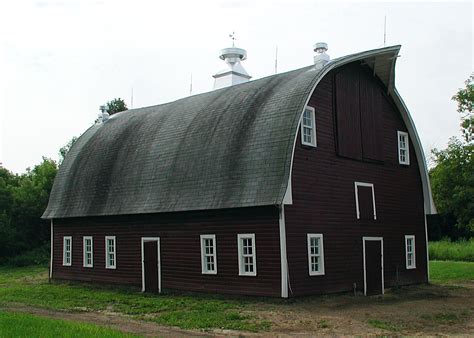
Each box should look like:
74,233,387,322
398,131,410,165
307,234,325,275
300,106,317,147
200,234,217,274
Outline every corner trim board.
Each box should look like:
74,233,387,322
279,205,289,298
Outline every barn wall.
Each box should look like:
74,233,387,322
285,64,428,296
52,206,282,297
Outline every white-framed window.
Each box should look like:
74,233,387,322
63,236,72,266
200,234,217,274
238,234,256,276
301,106,317,147
105,236,116,269
405,235,416,269
83,236,93,268
307,234,325,276
354,182,377,220
398,131,410,165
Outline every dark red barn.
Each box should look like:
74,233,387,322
43,44,435,298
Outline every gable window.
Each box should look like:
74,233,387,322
83,236,93,268
405,235,416,269
307,234,325,275
105,236,116,269
354,182,377,220
301,106,317,147
398,131,410,165
200,234,217,274
63,236,72,266
238,234,256,276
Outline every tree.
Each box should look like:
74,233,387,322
429,138,474,238
100,98,128,116
452,74,474,143
59,136,78,165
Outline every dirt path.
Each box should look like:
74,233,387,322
3,282,474,336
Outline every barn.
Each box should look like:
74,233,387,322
43,43,435,298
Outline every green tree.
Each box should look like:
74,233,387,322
452,74,474,143
59,136,78,165
100,98,128,116
430,138,474,238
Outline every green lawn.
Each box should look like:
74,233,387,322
0,311,137,338
429,240,474,262
0,265,270,332
430,260,474,283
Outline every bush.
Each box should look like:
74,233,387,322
429,239,474,262
0,244,50,267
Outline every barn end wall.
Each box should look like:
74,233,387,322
52,206,282,297
285,65,428,296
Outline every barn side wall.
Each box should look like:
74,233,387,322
52,206,282,297
285,65,428,296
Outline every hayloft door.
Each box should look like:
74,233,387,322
363,237,384,296
141,237,161,293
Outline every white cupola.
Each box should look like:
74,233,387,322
213,42,251,90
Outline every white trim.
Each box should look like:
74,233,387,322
140,237,161,293
300,106,317,147
83,236,93,268
62,236,72,266
105,236,116,269
200,234,217,275
405,235,416,269
424,214,430,281
397,131,410,165
362,236,384,296
354,182,377,220
307,233,325,276
279,205,288,298
237,233,257,276
50,220,53,279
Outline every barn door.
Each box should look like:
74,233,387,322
363,237,384,296
141,238,161,293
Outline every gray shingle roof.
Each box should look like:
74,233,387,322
45,46,432,219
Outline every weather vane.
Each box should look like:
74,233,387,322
229,31,236,47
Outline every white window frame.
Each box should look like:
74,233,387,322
405,235,416,269
63,236,72,266
307,234,325,276
354,182,377,220
397,131,410,165
200,234,217,275
83,236,93,268
300,106,317,147
237,234,257,276
105,236,116,269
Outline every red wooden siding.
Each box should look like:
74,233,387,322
52,206,281,297
286,63,427,296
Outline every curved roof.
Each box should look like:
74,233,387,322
43,45,435,219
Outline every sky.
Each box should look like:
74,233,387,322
0,0,472,173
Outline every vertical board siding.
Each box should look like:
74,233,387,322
286,64,427,296
52,206,281,297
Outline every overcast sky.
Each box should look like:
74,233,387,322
0,0,472,173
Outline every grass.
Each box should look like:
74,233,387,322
0,265,270,332
367,319,403,331
421,311,470,324
0,311,137,338
429,239,474,262
429,260,474,283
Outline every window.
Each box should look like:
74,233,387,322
238,234,256,276
105,236,116,269
200,235,217,274
300,106,317,147
83,236,93,268
63,236,72,266
398,131,410,165
354,182,377,220
307,234,325,275
405,235,416,269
